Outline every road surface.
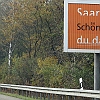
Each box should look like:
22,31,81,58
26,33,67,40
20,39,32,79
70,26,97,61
0,94,22,100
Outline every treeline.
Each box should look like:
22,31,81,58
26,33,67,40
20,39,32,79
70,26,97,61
0,0,94,89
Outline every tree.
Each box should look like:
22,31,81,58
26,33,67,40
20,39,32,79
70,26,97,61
0,0,94,90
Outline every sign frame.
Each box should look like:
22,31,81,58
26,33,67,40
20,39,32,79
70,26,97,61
64,0,100,53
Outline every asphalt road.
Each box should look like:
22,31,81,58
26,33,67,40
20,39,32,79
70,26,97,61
0,94,22,100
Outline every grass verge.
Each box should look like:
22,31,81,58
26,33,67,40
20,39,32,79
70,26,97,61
0,92,40,100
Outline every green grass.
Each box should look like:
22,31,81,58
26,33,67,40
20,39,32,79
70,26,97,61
0,92,40,100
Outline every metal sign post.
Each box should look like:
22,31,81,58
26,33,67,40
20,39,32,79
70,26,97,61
94,53,100,100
